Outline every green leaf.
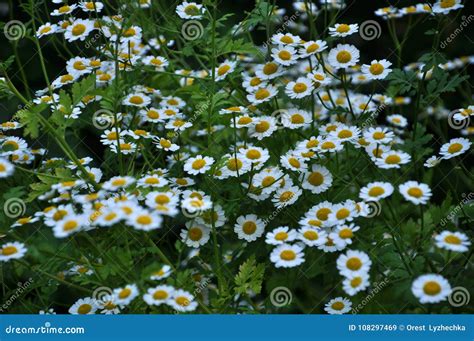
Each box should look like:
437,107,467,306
234,256,265,295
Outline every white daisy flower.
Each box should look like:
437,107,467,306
234,214,265,242
324,297,352,314
375,150,411,169
411,274,452,303
336,250,372,277
281,109,312,129
363,127,394,144
0,157,14,178
435,231,471,253
361,59,392,80
255,62,285,80
143,285,175,306
36,23,59,38
359,181,394,201
169,289,198,312
64,19,94,42
272,45,299,66
122,93,151,107
272,185,302,208
270,243,305,268
439,137,471,159
432,0,463,14
215,60,237,81
386,114,408,128
68,297,97,315
180,222,210,248
285,77,314,99
301,164,333,194
176,2,205,20
399,181,432,205
184,155,215,175
265,226,297,245
113,284,139,306
246,85,278,104
127,210,163,231
329,23,359,37
297,227,327,247
342,273,370,296
328,44,360,69
0,242,27,262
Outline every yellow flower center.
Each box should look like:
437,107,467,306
440,0,455,8
118,288,131,299
308,172,324,186
175,296,190,307
63,220,78,231
291,114,305,124
2,246,17,256
407,187,423,198
77,304,92,314
368,186,385,197
336,24,350,33
444,235,461,245
336,208,350,220
275,232,288,241
338,129,353,139
189,227,203,241
278,51,291,61
255,89,270,100
385,155,401,164
336,51,352,63
72,24,86,36
321,141,336,150
153,290,168,300
263,63,278,75
280,35,294,44
373,132,385,140
331,302,344,310
369,63,384,75
280,250,296,261
184,4,200,15
306,43,319,53
192,159,206,170
255,120,270,132
423,281,442,295
242,221,257,234
246,149,261,159
293,83,308,93
339,228,353,239
346,257,362,271
303,230,318,240
279,191,294,202
249,77,261,86
112,178,126,187
129,96,144,105
350,277,362,288
316,208,331,221
227,158,243,171
137,215,152,225
448,143,462,154
217,64,231,76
